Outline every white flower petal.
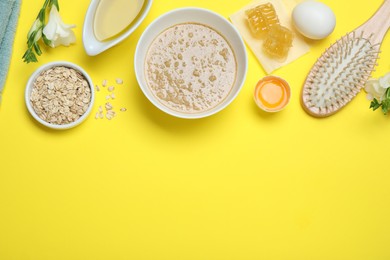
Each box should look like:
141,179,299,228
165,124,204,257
42,19,56,40
379,72,390,89
374,82,386,96
53,30,76,47
365,80,376,93
42,6,76,48
365,79,385,101
366,93,374,101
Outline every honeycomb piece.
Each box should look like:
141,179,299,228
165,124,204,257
263,25,294,59
245,3,280,38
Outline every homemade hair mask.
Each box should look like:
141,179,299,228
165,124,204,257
145,22,237,113
254,76,290,112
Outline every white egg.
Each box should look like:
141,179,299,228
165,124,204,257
292,1,336,40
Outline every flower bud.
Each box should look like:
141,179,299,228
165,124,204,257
27,19,43,42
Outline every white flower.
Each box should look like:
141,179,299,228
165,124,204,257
364,73,390,101
42,6,76,47
365,80,385,101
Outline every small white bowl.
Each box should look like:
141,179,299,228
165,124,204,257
83,0,153,56
134,7,248,119
25,61,95,130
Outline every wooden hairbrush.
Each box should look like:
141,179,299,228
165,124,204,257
301,0,390,117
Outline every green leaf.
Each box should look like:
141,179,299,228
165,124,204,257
370,99,381,111
22,49,38,63
382,99,390,115
382,105,388,115
38,8,45,21
386,88,390,99
27,31,36,46
42,34,52,46
33,42,42,56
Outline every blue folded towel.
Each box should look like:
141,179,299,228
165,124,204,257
0,0,21,104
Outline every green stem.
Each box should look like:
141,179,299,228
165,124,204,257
37,0,60,21
42,0,51,10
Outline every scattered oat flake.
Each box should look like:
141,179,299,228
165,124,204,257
105,102,113,110
95,78,126,121
106,111,116,120
107,110,116,115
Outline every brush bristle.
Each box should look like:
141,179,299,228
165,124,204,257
302,32,380,117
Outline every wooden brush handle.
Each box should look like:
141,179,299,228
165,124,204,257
356,0,390,45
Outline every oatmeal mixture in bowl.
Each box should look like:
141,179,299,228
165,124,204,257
135,7,248,119
145,22,237,114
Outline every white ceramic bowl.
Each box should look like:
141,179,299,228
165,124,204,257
25,61,95,130
134,7,248,119
83,0,153,56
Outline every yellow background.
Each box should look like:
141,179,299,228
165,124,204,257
1,0,390,259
